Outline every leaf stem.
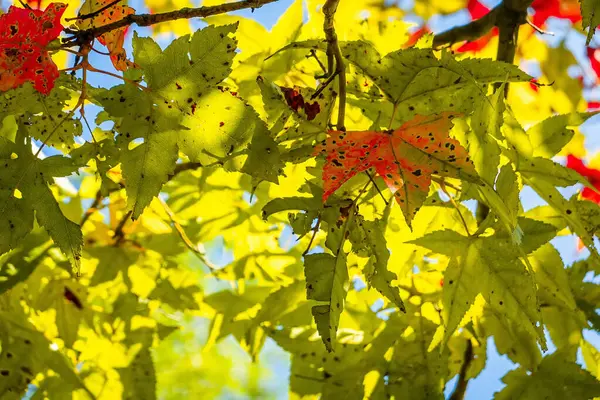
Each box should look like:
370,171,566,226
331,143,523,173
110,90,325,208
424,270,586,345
364,170,389,205
159,197,217,271
302,214,322,256
439,180,471,236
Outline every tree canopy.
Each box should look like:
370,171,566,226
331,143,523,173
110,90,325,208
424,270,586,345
2,0,600,399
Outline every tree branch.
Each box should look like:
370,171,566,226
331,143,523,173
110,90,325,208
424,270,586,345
322,0,346,131
433,0,531,50
433,6,501,48
65,0,280,44
449,340,474,400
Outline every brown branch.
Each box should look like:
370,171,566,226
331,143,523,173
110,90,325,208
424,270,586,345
433,1,531,50
112,210,133,242
449,340,474,400
433,6,501,48
323,0,346,131
80,189,103,226
65,0,280,44
170,162,203,179
67,0,123,21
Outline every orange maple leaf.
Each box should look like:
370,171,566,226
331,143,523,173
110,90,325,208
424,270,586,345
78,0,136,71
315,112,478,226
0,3,66,94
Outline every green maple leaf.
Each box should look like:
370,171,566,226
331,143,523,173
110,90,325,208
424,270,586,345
411,228,546,348
273,40,530,122
304,252,348,352
494,351,600,400
101,25,281,218
0,135,82,269
0,311,92,399
581,0,600,44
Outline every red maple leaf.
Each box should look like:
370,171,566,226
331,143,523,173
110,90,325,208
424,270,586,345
0,3,66,94
467,0,490,19
315,112,477,225
78,0,136,71
566,155,600,204
588,47,600,81
531,0,581,27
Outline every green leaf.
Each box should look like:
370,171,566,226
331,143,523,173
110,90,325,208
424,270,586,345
495,164,520,225
581,0,600,44
99,82,180,220
0,136,82,269
304,252,349,352
481,308,542,370
528,112,597,158
582,339,600,378
273,40,530,121
36,281,86,348
118,348,157,400
254,280,307,324
352,217,405,311
493,217,557,255
517,157,589,187
262,195,323,219
467,83,504,184
0,231,51,295
148,279,200,311
257,77,334,145
411,230,544,347
0,311,91,399
524,177,600,260
494,351,600,400
0,80,82,151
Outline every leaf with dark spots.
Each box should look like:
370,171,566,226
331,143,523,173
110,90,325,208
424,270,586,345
315,112,479,226
0,3,66,94
281,86,321,120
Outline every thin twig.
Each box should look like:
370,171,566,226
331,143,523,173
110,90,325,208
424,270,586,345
302,214,322,256
159,198,216,271
307,49,328,75
364,170,388,205
63,0,280,45
526,18,554,35
311,70,339,100
323,0,346,131
439,180,471,236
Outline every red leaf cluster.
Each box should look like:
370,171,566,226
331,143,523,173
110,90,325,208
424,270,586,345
531,0,581,27
566,155,600,204
0,3,66,94
281,87,321,121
